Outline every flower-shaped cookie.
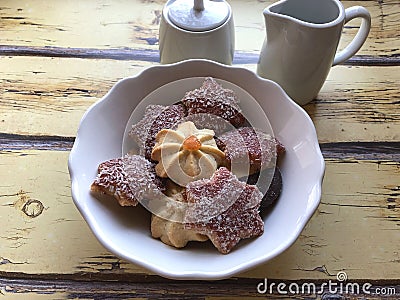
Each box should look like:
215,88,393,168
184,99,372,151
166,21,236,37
151,121,225,186
151,214,209,248
151,185,208,248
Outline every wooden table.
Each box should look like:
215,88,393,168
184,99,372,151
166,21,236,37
0,0,399,298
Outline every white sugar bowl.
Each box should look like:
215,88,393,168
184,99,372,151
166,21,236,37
159,0,235,65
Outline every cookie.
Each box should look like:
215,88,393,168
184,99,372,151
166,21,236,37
91,154,165,206
151,121,225,186
184,167,264,254
150,180,209,248
216,127,285,176
245,167,283,209
129,104,187,160
181,77,246,129
151,214,209,248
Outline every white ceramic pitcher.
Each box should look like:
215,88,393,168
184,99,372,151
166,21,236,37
257,0,371,105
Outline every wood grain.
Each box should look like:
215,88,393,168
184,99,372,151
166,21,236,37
1,277,398,299
0,56,149,137
1,133,399,162
0,150,398,280
0,45,161,62
2,45,399,65
0,56,399,142
0,0,399,295
0,0,399,57
306,65,400,143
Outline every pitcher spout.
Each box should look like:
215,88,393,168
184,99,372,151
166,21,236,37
264,0,343,26
262,0,294,35
262,0,287,22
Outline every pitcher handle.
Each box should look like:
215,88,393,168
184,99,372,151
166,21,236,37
332,6,371,66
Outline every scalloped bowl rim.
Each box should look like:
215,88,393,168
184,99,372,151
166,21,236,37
68,59,325,280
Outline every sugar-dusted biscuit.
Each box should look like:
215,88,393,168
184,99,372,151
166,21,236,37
181,77,246,129
91,154,165,206
129,104,187,160
216,127,285,176
184,167,264,254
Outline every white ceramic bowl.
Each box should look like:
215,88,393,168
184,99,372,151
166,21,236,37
68,59,325,280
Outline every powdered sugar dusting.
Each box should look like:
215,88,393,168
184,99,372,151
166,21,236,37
181,77,245,128
91,155,166,207
91,156,138,206
129,104,186,159
184,167,264,254
216,127,281,174
122,155,165,200
129,104,164,154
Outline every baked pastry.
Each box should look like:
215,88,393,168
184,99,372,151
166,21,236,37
151,180,208,248
129,104,186,160
151,214,209,248
91,77,287,254
184,167,264,254
151,183,208,248
181,77,246,130
245,166,283,209
216,127,285,176
91,154,165,206
151,121,225,186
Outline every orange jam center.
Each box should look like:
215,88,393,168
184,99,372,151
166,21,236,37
182,135,202,151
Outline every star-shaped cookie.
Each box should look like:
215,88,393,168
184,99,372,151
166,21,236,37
91,154,165,206
184,167,264,254
181,77,246,129
216,127,285,176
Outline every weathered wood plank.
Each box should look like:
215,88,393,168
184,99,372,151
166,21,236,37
1,45,399,66
0,0,398,57
0,133,74,151
0,277,399,299
0,45,161,62
321,142,400,161
0,150,398,280
0,56,399,142
1,133,399,162
0,56,151,137
306,65,400,143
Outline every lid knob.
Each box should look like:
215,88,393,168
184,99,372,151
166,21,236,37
193,0,205,11
168,0,230,32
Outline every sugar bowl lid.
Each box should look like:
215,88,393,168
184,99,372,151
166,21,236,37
168,0,230,32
